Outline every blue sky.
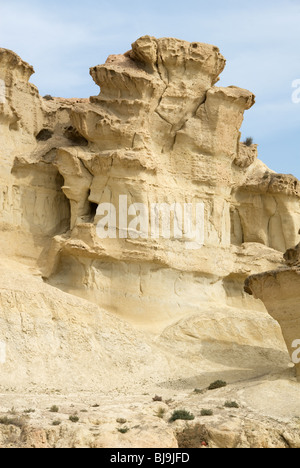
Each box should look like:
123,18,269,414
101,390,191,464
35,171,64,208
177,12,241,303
1,0,300,178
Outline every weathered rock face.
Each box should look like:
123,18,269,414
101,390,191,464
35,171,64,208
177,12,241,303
245,243,300,379
0,36,299,392
232,172,300,252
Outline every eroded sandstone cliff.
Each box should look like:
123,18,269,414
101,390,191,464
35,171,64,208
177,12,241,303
0,36,299,394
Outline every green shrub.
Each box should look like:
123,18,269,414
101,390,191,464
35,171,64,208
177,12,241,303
50,405,59,413
169,410,195,423
0,416,26,428
52,420,61,426
201,409,213,417
69,415,79,423
156,407,166,419
118,426,130,434
224,401,239,409
208,380,227,391
244,137,253,147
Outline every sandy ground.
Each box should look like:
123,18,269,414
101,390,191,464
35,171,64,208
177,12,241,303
1,368,300,448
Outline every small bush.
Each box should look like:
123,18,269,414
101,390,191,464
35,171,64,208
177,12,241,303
118,426,129,434
43,95,54,101
176,424,209,449
116,418,127,425
0,417,13,426
52,420,61,426
193,389,204,395
201,409,213,417
23,409,35,414
69,415,79,423
156,407,166,419
92,404,100,408
224,401,239,409
244,137,253,147
0,416,26,428
208,380,227,391
50,405,59,413
169,410,195,423
152,395,163,402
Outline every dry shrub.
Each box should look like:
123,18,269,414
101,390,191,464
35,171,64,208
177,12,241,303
176,424,209,449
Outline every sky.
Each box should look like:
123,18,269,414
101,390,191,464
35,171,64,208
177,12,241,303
1,0,300,178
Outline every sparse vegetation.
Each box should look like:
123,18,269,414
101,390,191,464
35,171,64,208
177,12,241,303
152,395,163,402
0,416,27,428
176,424,209,449
92,404,100,408
169,410,195,423
118,426,130,434
201,409,213,417
194,388,204,394
208,380,227,391
224,401,239,409
244,137,253,147
52,420,61,426
155,407,166,419
43,95,54,101
0,416,13,426
165,399,174,406
69,415,79,423
23,409,35,414
116,418,127,425
80,409,88,413
50,405,59,413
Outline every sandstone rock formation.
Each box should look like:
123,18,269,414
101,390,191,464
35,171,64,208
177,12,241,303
0,36,299,403
245,242,300,379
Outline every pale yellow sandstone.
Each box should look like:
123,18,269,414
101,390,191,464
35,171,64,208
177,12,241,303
0,36,299,448
246,243,300,379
